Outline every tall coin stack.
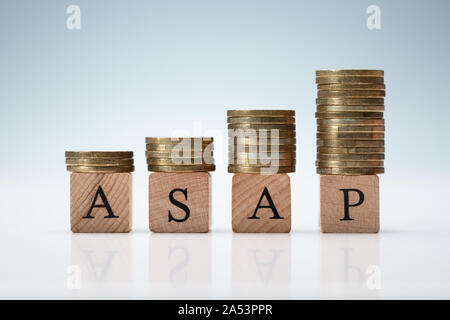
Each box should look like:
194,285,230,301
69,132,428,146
315,70,385,175
65,151,135,173
227,110,296,174
145,137,215,172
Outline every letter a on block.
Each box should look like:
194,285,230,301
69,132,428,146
232,174,291,233
83,186,119,219
248,187,283,220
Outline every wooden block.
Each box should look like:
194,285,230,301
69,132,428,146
70,173,132,233
320,175,379,233
149,172,210,233
232,174,291,233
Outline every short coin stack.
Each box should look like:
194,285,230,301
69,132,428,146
227,110,296,174
145,137,215,172
315,70,385,175
65,151,134,173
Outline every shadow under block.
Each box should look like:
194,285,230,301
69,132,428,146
320,175,379,233
149,172,211,233
232,174,291,233
70,173,132,233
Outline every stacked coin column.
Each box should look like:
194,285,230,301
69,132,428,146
227,110,296,233
146,137,215,233
315,70,385,233
65,151,134,233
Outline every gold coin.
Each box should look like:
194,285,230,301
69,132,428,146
147,158,211,165
228,116,295,124
228,123,296,130
317,118,384,125
230,159,296,167
146,144,212,151
316,160,384,167
315,111,384,119
145,150,212,158
317,125,385,132
316,76,384,84
317,83,385,91
317,153,384,161
229,137,296,145
317,146,385,154
227,110,295,117
230,144,296,152
228,165,295,173
66,158,134,166
230,152,296,160
317,90,385,98
316,70,384,77
146,140,212,146
317,140,385,147
316,98,385,105
145,137,213,144
228,129,296,138
317,105,384,112
317,132,384,140
67,165,135,173
147,164,216,172
65,151,133,159
316,167,384,175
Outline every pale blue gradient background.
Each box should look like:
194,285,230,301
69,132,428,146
0,0,449,231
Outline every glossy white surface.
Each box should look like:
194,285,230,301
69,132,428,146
2,227,450,299
1,172,450,299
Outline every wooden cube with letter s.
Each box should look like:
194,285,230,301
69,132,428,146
146,137,215,233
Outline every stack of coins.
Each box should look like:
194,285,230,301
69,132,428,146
65,151,134,173
227,110,296,174
315,70,385,175
145,137,216,172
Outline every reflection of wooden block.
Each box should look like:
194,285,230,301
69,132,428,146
320,175,379,233
232,174,291,233
70,173,132,233
149,172,210,233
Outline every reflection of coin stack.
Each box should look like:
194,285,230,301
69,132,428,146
145,137,215,172
227,110,296,174
65,151,134,173
315,70,385,175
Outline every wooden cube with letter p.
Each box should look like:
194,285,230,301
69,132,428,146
232,173,291,233
149,172,211,233
320,175,379,233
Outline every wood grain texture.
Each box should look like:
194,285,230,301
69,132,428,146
149,172,210,233
232,174,291,233
320,174,379,233
70,173,132,233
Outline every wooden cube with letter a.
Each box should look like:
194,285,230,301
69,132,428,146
232,174,291,233
320,175,379,233
70,173,132,233
149,172,211,233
